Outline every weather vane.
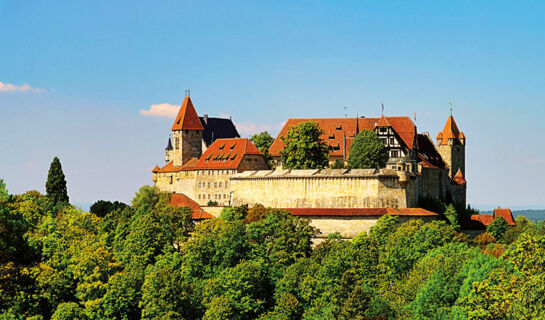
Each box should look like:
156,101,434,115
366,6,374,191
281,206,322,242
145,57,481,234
449,102,453,116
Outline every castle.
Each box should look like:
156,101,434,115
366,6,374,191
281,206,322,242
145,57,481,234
152,95,467,238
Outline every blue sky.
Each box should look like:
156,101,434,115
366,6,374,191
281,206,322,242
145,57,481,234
1,1,545,209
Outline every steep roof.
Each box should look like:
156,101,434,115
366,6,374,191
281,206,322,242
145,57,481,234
285,207,438,217
156,158,199,173
494,208,516,225
171,96,204,131
195,138,262,170
469,214,495,229
170,193,214,219
165,137,173,151
437,115,464,145
416,133,447,169
468,209,516,229
199,116,240,147
269,116,416,159
453,169,467,185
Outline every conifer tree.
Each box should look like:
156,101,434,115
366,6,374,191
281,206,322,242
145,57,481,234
46,156,69,204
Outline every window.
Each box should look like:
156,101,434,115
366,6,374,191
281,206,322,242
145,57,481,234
391,150,399,158
198,194,201,199
219,182,222,188
175,138,179,148
198,182,201,188
208,194,210,199
225,182,228,188
214,182,217,188
208,182,211,188
169,176,173,184
389,138,395,145
380,127,387,133
380,138,387,145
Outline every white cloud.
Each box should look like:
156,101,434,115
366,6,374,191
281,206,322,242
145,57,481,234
525,157,545,165
0,81,46,93
140,103,179,118
235,121,285,137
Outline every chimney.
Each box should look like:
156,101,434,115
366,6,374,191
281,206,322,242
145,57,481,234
203,114,208,124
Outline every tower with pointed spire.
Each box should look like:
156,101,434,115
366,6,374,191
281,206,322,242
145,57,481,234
169,96,204,166
436,113,466,179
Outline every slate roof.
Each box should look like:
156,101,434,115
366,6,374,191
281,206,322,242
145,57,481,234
416,133,447,169
199,116,240,147
269,116,417,159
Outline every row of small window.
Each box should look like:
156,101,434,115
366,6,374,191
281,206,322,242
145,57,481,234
380,137,397,146
198,194,229,200
198,181,228,188
196,170,235,176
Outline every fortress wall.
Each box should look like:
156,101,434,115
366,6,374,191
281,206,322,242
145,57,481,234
155,171,197,199
231,173,411,209
301,214,438,240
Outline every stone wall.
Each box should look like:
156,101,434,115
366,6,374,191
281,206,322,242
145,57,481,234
302,214,438,239
194,169,236,206
171,130,203,166
154,171,197,199
230,169,416,209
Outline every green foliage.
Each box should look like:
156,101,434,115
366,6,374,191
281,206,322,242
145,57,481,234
45,157,69,205
89,200,127,218
487,217,508,241
250,131,275,164
280,121,329,169
0,179,7,202
348,130,389,169
445,204,461,231
7,181,545,320
51,302,87,320
330,159,346,169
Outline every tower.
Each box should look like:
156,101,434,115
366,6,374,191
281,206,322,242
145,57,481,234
170,96,204,166
436,114,466,179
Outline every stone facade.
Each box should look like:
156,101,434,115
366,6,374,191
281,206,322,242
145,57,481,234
307,215,437,239
230,168,417,209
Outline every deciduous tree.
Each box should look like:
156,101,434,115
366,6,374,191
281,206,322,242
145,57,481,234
280,121,329,169
348,130,388,169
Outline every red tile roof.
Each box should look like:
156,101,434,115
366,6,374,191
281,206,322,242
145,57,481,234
470,214,495,227
269,117,416,159
469,209,516,228
194,138,262,170
284,207,438,217
453,169,467,185
437,115,464,145
152,165,160,173
156,158,199,173
170,193,214,219
171,96,205,131
494,208,516,225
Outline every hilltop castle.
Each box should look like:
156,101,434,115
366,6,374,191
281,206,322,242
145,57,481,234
152,95,467,236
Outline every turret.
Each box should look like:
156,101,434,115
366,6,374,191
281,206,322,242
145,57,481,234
170,96,204,166
436,114,466,179
165,137,173,162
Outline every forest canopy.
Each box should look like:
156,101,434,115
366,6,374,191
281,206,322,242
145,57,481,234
1,180,545,319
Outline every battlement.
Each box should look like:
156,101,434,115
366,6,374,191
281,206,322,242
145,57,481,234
230,167,417,209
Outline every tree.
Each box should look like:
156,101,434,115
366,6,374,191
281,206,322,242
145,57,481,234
348,130,388,169
280,121,329,169
487,217,508,241
89,200,127,218
45,157,69,205
0,179,7,202
250,131,275,164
